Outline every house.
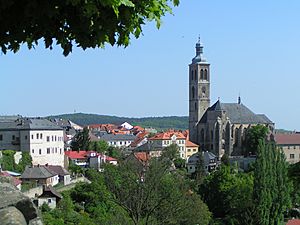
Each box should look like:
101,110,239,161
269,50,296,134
134,142,164,158
286,219,300,225
120,122,133,130
99,134,136,148
45,165,71,185
148,130,187,159
186,151,217,174
38,185,62,209
129,131,149,149
0,116,65,167
274,133,300,164
65,150,118,170
21,165,59,187
185,140,199,159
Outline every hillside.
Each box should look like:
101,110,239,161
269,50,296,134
47,113,188,130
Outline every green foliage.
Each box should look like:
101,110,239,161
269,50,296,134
0,0,179,56
71,127,91,150
104,158,211,224
0,150,16,171
88,140,109,153
221,153,230,166
244,125,269,155
200,165,253,224
107,146,121,159
16,152,32,172
0,150,32,172
253,140,291,225
68,161,84,176
288,162,300,206
48,113,188,130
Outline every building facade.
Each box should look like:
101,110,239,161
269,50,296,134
274,133,300,164
188,40,274,158
0,117,64,166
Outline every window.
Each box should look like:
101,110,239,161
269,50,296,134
52,136,54,141
40,133,43,139
31,134,34,139
120,141,122,145
36,133,39,139
0,134,2,141
48,199,52,203
52,148,54,153
24,135,27,140
12,135,15,140
47,148,50,154
204,69,208,80
47,136,50,142
191,70,194,80
55,147,57,153
32,149,34,154
192,86,195,99
290,154,295,159
124,141,127,145
294,146,296,149
39,149,41,155
193,149,197,152
187,149,191,152
60,148,62,154
288,146,290,149
200,69,204,79
55,136,57,141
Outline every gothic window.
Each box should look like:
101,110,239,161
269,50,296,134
194,69,197,80
192,86,195,99
200,129,205,142
204,69,208,80
235,128,239,145
194,102,197,111
200,69,204,80
191,70,194,80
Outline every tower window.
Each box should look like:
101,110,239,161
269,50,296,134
204,69,208,80
195,102,197,111
192,86,195,99
191,70,194,80
200,69,204,80
194,69,197,80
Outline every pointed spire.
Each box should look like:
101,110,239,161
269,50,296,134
196,35,203,56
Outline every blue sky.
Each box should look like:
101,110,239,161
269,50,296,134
1,1,300,130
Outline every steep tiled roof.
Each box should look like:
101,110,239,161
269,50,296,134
46,165,70,176
65,151,88,159
186,140,198,147
274,133,300,145
0,117,63,131
21,166,57,179
148,130,186,140
134,152,150,163
39,185,62,199
200,100,273,125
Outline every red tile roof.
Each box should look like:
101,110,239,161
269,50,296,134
186,140,199,147
134,152,150,163
274,133,300,145
286,219,300,225
149,130,186,140
65,150,92,159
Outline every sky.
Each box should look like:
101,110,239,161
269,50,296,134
1,1,300,130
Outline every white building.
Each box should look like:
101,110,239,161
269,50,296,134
100,133,136,148
0,116,64,167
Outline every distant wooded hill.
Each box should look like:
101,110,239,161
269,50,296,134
47,113,188,131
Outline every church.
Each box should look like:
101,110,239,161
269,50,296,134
188,39,274,158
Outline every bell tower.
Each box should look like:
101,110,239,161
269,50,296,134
189,38,211,144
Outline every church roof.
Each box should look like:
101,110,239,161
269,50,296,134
200,100,273,125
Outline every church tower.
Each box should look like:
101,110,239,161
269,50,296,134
189,38,211,144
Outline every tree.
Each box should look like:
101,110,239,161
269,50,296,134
253,140,291,225
0,0,179,56
71,127,90,150
88,140,109,153
200,165,253,223
221,153,230,166
16,152,32,172
193,151,206,185
288,162,300,206
104,158,211,224
244,125,269,155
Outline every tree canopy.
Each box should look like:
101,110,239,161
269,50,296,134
0,0,179,56
244,125,269,155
